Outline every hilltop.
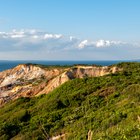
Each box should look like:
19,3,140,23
0,62,140,139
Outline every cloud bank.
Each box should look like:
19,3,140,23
0,29,139,60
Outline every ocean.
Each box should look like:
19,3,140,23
0,60,137,72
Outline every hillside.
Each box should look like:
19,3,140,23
0,64,119,105
0,62,140,139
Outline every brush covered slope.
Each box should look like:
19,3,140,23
0,62,140,140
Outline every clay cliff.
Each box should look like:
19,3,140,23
0,64,121,105
37,66,119,95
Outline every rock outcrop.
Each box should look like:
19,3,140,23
0,64,121,105
38,66,120,95
0,64,64,105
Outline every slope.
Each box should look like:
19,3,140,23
0,62,140,140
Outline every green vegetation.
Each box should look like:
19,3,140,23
0,62,140,140
25,63,102,70
16,76,47,87
25,63,72,70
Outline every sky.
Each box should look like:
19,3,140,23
0,0,140,60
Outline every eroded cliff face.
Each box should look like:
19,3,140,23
0,64,65,105
38,66,120,95
0,64,121,105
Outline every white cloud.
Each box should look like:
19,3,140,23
44,34,62,40
78,39,126,49
10,30,25,38
69,36,77,41
11,34,25,38
96,40,110,47
28,29,37,34
95,40,125,47
70,36,74,41
32,35,39,39
78,40,88,49
0,29,139,60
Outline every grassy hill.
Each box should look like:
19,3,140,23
0,62,140,140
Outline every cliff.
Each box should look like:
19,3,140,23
38,66,119,95
0,64,64,105
0,64,121,105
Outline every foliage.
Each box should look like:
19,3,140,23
0,62,140,139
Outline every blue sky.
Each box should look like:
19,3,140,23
0,0,140,60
